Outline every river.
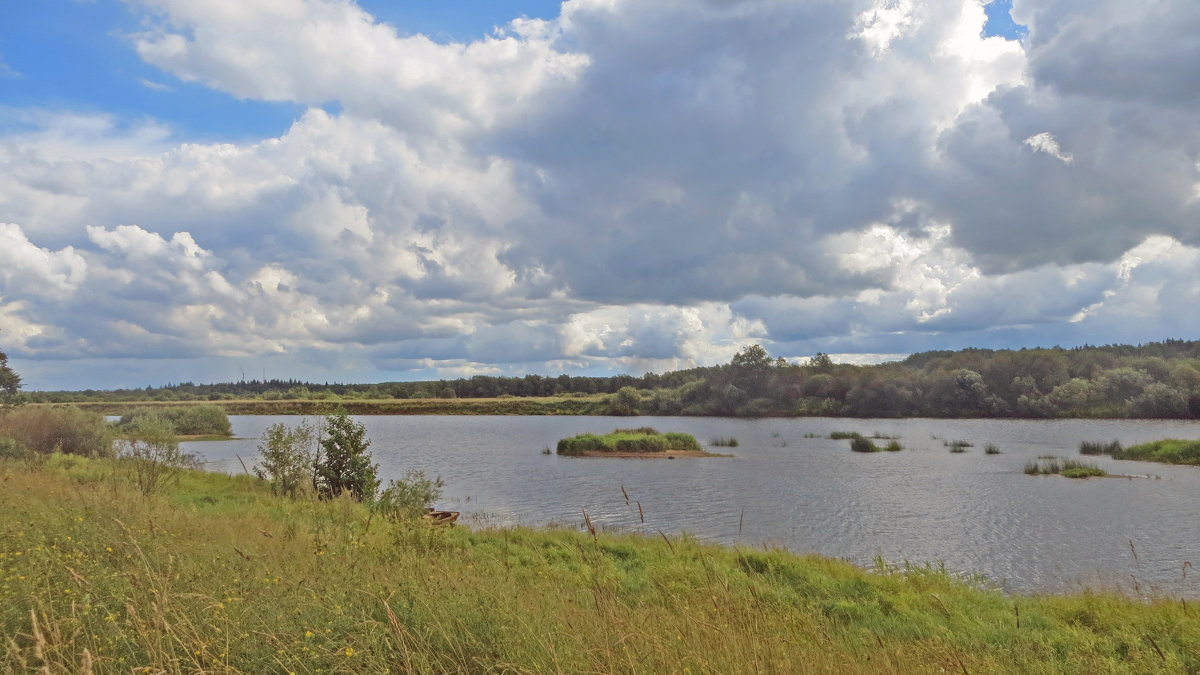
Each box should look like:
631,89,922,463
184,415,1200,597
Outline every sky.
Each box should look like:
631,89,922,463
1,1,1199,391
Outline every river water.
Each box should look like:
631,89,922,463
184,415,1200,597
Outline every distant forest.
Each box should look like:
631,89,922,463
27,339,1200,419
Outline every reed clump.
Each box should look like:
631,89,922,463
1109,439,1200,465
709,437,740,447
557,428,702,455
1079,440,1123,456
1024,457,1107,478
1,454,1195,673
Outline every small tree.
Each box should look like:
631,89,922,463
254,420,317,499
0,346,23,411
120,414,193,496
313,409,378,501
375,470,445,519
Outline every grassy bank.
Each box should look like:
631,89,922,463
1,457,1197,672
50,396,609,417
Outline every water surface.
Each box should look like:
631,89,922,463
187,415,1200,596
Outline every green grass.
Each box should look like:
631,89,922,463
1109,439,1200,465
1079,440,1124,456
829,431,863,440
1024,458,1107,478
709,437,740,447
556,427,703,455
1,455,1197,673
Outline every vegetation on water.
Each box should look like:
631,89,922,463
1079,439,1124,456
848,437,903,453
1109,439,1200,466
984,443,1001,455
116,405,232,437
21,338,1200,419
1024,458,1108,478
557,427,703,455
2,455,1198,673
709,436,739,447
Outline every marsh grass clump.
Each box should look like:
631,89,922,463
883,440,903,452
557,428,702,455
830,431,863,440
1110,439,1200,465
1025,457,1107,478
850,437,880,453
1079,440,1123,456
947,440,970,453
984,443,1001,455
709,437,740,447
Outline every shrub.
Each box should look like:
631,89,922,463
0,437,29,460
254,421,318,499
376,470,445,519
118,405,232,436
313,409,378,501
0,405,111,456
118,414,196,496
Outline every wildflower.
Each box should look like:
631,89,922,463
345,647,355,657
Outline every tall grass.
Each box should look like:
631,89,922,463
1024,457,1107,478
709,437,740,447
0,405,111,456
1079,440,1123,456
1,455,1196,673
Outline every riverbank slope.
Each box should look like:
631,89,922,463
1,455,1195,672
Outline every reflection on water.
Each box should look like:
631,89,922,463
186,415,1200,596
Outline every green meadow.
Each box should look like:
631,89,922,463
1,454,1197,673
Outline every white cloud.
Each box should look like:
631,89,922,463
1023,131,1074,164
2,0,1200,387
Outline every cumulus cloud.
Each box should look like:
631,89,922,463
1,0,1199,388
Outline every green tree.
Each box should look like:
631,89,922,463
0,346,22,410
313,409,379,501
255,421,318,499
119,414,192,496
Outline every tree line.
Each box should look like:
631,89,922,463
14,339,1200,418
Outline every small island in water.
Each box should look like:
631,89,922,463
556,427,717,457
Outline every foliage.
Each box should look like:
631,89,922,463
253,421,317,499
709,437,739,447
2,456,1197,674
22,338,1200,419
117,413,196,496
1110,439,1200,465
0,346,20,409
984,443,1001,455
313,409,379,501
0,405,111,456
375,469,445,519
118,405,232,436
557,428,702,454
